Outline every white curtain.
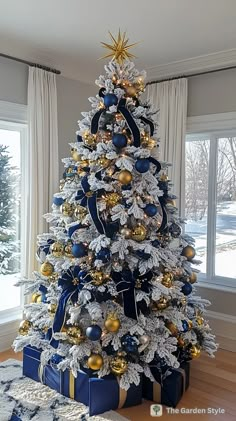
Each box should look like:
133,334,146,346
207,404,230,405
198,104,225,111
147,78,188,216
23,67,59,278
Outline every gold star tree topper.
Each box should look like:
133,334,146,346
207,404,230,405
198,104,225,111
100,30,138,64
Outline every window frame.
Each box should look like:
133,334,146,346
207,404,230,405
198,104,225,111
0,100,27,325
186,112,236,293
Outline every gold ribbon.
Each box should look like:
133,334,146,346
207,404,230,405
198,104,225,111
174,367,186,392
69,370,75,399
38,363,45,383
117,378,127,408
153,382,161,402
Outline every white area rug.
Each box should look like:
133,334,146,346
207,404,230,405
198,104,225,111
0,359,130,421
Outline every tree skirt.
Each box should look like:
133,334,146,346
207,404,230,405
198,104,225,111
0,359,129,421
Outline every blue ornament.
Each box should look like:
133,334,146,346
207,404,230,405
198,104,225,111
121,184,132,190
51,354,64,365
144,204,158,217
53,196,64,206
72,243,87,258
181,282,192,296
182,320,189,332
86,325,102,341
135,158,150,173
169,223,182,238
96,247,111,263
104,93,118,108
112,133,127,148
121,334,138,353
152,240,160,248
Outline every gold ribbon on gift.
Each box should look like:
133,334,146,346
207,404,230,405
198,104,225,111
174,367,186,392
153,381,161,402
117,377,128,409
38,363,45,384
69,370,75,399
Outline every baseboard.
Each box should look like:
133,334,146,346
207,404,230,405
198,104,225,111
0,319,21,352
206,310,236,352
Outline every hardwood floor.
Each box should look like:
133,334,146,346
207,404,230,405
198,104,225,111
1,348,235,421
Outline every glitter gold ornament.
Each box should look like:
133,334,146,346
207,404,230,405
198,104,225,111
88,353,103,370
110,352,128,375
90,271,110,286
64,242,73,258
83,131,96,146
189,272,197,284
151,296,169,311
190,344,201,359
19,320,32,336
161,272,174,288
182,245,196,261
104,192,121,207
74,205,87,221
31,292,42,303
166,321,178,336
40,262,54,277
131,223,147,242
48,303,57,316
120,226,132,239
49,272,59,283
51,242,64,257
71,150,81,162
104,314,120,332
60,202,74,217
196,316,204,326
66,326,85,345
98,155,110,167
118,170,132,185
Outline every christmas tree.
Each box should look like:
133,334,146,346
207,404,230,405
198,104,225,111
14,32,217,411
0,145,20,274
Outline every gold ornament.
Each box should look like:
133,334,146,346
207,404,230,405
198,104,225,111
166,198,176,207
120,226,132,239
139,334,150,346
66,326,85,345
189,272,197,284
181,297,187,306
71,150,81,162
100,30,137,64
79,159,89,168
32,292,42,303
159,174,168,181
98,155,110,167
182,245,196,261
177,336,185,348
90,271,110,286
115,112,124,122
105,192,121,207
190,344,201,359
151,296,169,311
83,131,96,145
60,202,74,217
40,261,54,277
49,272,59,283
196,316,204,326
188,320,193,329
166,321,178,336
125,85,137,97
64,242,73,258
74,205,87,221
118,170,132,185
131,223,147,242
19,320,32,336
161,272,174,288
88,353,103,370
48,303,57,316
104,314,120,332
110,352,128,375
51,242,64,257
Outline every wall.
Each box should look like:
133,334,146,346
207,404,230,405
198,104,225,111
187,68,236,116
0,56,28,104
57,76,95,174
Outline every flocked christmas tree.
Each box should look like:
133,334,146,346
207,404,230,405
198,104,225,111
14,31,217,391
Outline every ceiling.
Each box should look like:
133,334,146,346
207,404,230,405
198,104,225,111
1,0,236,84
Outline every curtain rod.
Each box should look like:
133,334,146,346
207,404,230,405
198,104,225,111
146,64,236,85
0,53,61,75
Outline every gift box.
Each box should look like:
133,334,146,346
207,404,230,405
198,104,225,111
142,362,190,407
23,345,142,415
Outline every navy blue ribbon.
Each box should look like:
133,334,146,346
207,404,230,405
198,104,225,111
148,157,161,174
157,196,168,232
112,269,139,320
140,116,154,136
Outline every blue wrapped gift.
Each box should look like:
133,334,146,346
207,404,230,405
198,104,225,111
23,346,142,415
142,362,190,407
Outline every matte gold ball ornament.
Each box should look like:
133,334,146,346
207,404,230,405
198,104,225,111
60,202,74,217
31,292,42,303
161,272,174,288
118,170,132,185
19,320,32,336
182,245,196,261
51,242,64,257
110,352,128,375
104,314,121,332
66,326,85,345
40,261,54,277
120,226,132,239
131,223,147,242
190,344,201,359
64,242,74,258
88,353,103,370
189,272,197,284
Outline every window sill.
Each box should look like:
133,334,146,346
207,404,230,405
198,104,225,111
0,306,23,325
197,275,236,293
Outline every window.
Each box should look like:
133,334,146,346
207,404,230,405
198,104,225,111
0,101,27,320
186,114,236,290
